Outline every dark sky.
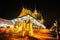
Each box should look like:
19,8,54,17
0,0,60,28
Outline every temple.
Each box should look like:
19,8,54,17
10,7,46,36
0,7,59,40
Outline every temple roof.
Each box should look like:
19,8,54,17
18,7,44,24
11,15,46,28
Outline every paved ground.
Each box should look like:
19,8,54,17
0,34,58,40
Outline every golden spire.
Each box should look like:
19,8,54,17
33,8,38,15
32,8,39,18
18,7,32,18
18,7,26,17
38,11,44,24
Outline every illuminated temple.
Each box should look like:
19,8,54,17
0,8,59,40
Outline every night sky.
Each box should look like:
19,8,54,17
0,0,60,28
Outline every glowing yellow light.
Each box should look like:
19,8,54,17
18,7,44,24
